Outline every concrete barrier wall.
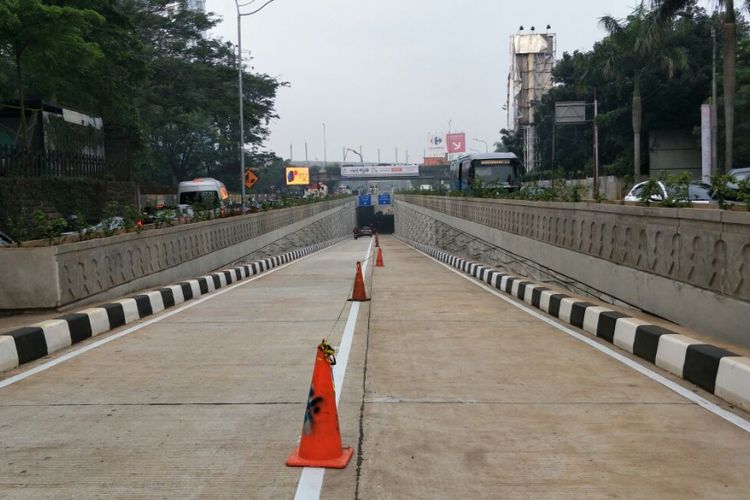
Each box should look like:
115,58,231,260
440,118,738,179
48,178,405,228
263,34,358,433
0,198,355,310
395,195,750,347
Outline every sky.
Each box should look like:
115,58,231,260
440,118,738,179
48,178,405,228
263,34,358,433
206,0,637,164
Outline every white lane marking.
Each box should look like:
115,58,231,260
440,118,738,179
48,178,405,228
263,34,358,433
408,243,750,435
294,237,374,500
0,243,344,390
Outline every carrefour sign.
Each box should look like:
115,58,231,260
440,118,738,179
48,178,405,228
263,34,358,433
341,164,419,178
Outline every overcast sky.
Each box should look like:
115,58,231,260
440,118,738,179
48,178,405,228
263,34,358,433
206,0,637,164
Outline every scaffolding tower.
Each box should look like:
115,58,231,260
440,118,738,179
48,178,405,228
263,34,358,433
508,32,556,171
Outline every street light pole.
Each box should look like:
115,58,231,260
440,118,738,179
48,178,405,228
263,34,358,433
322,122,327,168
473,138,489,152
346,148,363,164
235,0,278,210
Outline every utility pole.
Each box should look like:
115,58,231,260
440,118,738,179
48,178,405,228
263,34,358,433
593,87,600,199
305,141,308,162
395,147,398,163
377,148,381,163
711,26,719,176
289,144,293,161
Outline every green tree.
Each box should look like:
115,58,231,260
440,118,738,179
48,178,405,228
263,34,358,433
127,1,285,189
652,0,750,171
499,5,716,178
0,0,104,149
599,3,688,176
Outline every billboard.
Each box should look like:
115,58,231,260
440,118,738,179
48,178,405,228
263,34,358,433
446,133,466,153
555,101,586,124
341,164,419,178
285,167,309,185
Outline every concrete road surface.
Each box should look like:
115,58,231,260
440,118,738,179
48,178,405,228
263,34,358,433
1,236,749,499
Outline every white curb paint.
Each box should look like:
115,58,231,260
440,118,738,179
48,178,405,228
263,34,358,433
655,334,701,378
715,357,750,413
38,319,72,353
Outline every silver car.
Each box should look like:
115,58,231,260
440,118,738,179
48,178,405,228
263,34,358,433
727,167,750,190
624,180,714,204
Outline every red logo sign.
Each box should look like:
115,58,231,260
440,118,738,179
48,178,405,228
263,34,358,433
446,133,466,153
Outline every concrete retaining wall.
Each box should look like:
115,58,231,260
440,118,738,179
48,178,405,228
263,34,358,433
395,196,750,348
0,198,355,310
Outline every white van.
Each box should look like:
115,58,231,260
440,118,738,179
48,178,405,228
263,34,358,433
177,178,230,216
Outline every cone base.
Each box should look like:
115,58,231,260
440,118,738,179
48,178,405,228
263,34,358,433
286,447,354,469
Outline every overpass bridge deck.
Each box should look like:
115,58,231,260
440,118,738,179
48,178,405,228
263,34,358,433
0,237,749,498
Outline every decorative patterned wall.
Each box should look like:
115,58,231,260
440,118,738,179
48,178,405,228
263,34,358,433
46,199,353,306
398,195,750,304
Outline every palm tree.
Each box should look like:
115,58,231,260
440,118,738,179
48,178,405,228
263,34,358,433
652,0,748,172
599,3,688,176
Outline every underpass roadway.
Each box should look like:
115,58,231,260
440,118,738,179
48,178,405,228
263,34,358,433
0,236,749,499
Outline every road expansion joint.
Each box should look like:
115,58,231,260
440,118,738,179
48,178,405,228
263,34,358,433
0,401,301,407
361,397,692,406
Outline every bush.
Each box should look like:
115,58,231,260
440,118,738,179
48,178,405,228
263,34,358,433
711,174,737,210
638,178,662,206
659,172,691,208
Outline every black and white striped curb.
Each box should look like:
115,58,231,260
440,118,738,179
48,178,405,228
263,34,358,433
0,238,344,374
402,238,750,413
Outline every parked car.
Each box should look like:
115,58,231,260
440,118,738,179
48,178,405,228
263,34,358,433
624,180,714,204
353,226,373,239
727,167,750,190
0,230,13,246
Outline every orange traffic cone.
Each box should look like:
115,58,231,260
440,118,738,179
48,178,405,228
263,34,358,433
348,261,370,302
286,341,354,469
375,233,380,247
375,247,384,267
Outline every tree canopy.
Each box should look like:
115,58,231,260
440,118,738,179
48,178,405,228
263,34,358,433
0,0,286,190
499,2,750,177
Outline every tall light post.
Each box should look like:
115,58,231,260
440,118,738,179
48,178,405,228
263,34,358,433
235,0,278,210
346,148,363,164
473,138,489,152
322,122,327,168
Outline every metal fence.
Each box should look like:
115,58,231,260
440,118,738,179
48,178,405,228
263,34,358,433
0,145,131,181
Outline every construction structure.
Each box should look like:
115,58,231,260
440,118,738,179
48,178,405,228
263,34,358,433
508,29,556,171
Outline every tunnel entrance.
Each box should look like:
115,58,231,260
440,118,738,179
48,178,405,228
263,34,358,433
356,206,394,234
374,212,394,234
